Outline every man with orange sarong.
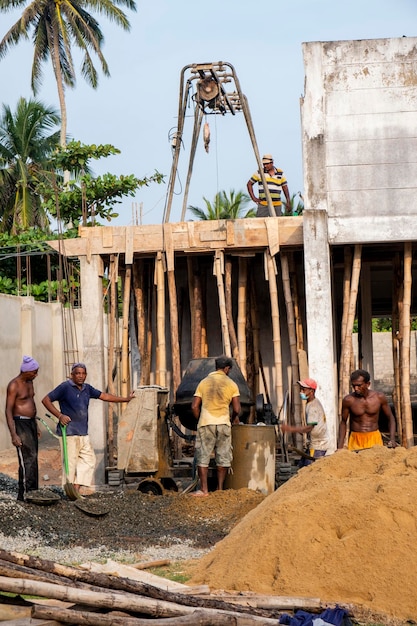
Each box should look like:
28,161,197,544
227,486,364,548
337,369,397,451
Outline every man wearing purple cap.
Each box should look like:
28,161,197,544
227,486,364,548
281,378,329,466
5,356,40,500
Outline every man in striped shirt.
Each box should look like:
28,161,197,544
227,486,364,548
247,154,291,217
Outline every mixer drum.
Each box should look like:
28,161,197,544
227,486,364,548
173,357,254,431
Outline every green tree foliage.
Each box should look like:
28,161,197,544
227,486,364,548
38,141,165,226
0,97,60,233
188,189,256,220
0,0,136,146
0,228,78,302
283,192,304,216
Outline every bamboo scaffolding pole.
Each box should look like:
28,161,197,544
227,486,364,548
143,263,153,386
133,261,146,385
249,276,261,412
340,245,362,408
107,254,118,462
288,252,304,352
237,257,248,378
265,251,283,411
187,257,197,358
338,246,352,415
280,251,302,428
214,251,231,357
392,253,402,438
225,256,239,361
167,267,181,395
155,252,166,388
400,242,413,447
121,266,132,403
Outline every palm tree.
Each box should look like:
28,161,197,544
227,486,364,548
0,97,60,233
0,0,136,147
188,189,256,220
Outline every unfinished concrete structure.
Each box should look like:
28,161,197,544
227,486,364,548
45,36,417,482
302,36,417,447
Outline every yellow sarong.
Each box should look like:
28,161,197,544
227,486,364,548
348,430,383,451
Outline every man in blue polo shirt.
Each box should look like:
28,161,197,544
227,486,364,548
42,363,133,495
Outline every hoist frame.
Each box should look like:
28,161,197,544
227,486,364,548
162,61,275,223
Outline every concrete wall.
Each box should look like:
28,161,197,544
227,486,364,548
0,295,65,452
301,36,417,449
302,36,417,243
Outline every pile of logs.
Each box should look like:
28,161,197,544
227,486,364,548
0,549,351,625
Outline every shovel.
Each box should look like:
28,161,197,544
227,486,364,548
61,424,80,501
43,413,80,501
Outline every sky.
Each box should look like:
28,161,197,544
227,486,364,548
0,0,416,226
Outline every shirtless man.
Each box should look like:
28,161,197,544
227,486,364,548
5,356,40,500
337,369,397,451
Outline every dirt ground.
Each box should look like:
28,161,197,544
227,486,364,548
0,443,265,555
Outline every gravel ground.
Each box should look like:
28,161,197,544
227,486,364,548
0,471,265,566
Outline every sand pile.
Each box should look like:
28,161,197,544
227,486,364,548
191,446,417,621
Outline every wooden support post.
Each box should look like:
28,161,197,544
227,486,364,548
155,252,166,388
280,251,302,427
214,251,231,357
225,256,239,361
400,242,413,447
121,266,132,403
265,251,283,411
237,257,247,378
107,254,118,463
340,245,362,419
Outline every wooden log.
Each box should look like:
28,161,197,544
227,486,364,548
0,552,276,619
33,604,237,625
131,559,171,570
225,256,239,361
0,577,279,624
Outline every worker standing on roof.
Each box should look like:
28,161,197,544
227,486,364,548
247,154,291,217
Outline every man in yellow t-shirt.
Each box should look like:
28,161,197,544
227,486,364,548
191,356,241,496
